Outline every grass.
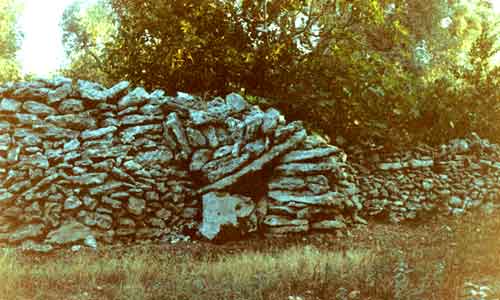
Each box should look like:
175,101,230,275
1,210,500,300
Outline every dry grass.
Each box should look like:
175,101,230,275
1,210,500,300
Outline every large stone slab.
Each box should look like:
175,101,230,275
281,147,340,163
199,192,256,241
268,190,343,206
45,221,93,245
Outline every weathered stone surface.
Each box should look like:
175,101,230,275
45,114,97,130
198,129,307,194
199,192,256,241
77,80,108,101
190,149,212,172
9,223,45,242
48,83,72,104
268,190,343,206
311,219,346,230
20,240,54,253
225,93,248,113
281,147,340,163
269,177,306,190
118,87,149,109
128,197,146,215
275,159,340,175
263,215,308,227
165,112,191,155
81,126,117,140
23,101,57,115
46,221,92,245
0,98,21,112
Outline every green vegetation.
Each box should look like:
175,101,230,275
0,0,22,83
1,211,500,299
57,0,500,148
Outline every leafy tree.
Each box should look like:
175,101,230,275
0,0,22,83
60,0,117,85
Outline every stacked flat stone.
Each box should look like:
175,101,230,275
263,135,363,235
349,133,500,223
0,77,356,250
0,78,200,251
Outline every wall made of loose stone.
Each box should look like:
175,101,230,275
0,78,359,251
348,133,500,223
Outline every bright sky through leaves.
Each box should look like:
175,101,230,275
16,0,500,76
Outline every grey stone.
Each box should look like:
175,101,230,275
9,223,45,242
203,153,251,182
64,196,83,210
121,124,161,143
213,145,233,159
268,190,343,206
121,114,161,125
269,177,306,190
244,139,266,157
266,224,309,235
261,108,281,134
378,162,404,170
422,179,433,191
165,112,191,155
281,147,339,163
263,215,308,227
311,219,346,230
203,126,219,148
135,149,173,166
199,192,256,241
45,114,97,130
275,159,340,175
47,83,72,103
77,80,108,101
190,149,212,172
83,145,131,159
20,240,54,253
23,101,57,116
225,93,248,113
46,221,93,245
410,159,434,168
118,87,149,109
128,196,146,215
0,98,21,112
107,81,130,99
189,109,215,125
449,196,463,208
70,173,108,186
63,139,80,152
186,127,207,147
81,126,117,140
198,129,307,194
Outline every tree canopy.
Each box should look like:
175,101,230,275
0,0,22,83
55,0,500,146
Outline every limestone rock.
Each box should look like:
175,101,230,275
118,87,149,109
199,192,256,241
9,223,45,242
0,98,21,112
198,129,307,194
23,101,57,116
46,221,93,245
81,126,117,140
268,190,343,206
281,147,340,163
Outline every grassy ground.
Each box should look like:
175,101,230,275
1,210,500,300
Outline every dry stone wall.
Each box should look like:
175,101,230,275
348,133,500,223
2,77,499,252
0,77,358,251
